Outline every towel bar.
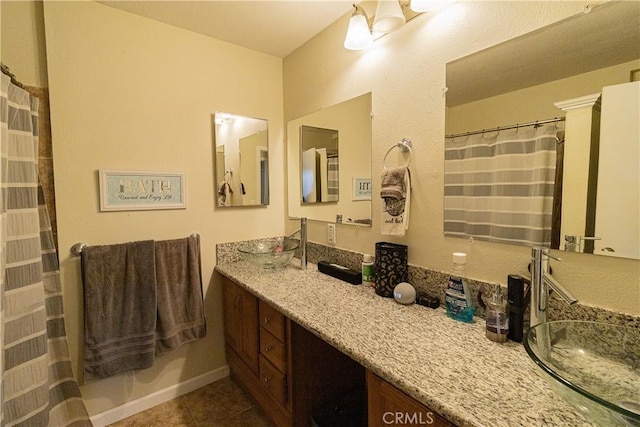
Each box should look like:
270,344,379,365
70,242,87,256
383,138,412,170
70,233,200,256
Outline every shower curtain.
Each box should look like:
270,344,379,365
444,123,559,247
1,73,90,425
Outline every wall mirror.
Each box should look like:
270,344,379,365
213,112,269,207
444,1,640,259
287,92,372,225
301,125,339,204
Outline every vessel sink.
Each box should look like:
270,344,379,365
237,239,299,268
525,320,640,426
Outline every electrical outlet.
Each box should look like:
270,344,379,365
327,223,336,244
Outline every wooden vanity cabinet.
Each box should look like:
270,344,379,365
222,276,293,425
221,275,366,427
222,275,259,375
367,371,454,427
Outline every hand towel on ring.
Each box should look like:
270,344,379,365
381,167,411,236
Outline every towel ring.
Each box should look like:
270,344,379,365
383,138,413,171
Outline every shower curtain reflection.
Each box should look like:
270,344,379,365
1,71,90,426
444,123,561,247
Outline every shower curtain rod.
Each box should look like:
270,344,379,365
0,63,24,88
445,116,565,139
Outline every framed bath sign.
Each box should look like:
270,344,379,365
99,170,186,211
352,177,372,201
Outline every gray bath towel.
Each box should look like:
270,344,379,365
82,240,157,382
380,167,408,199
154,234,206,355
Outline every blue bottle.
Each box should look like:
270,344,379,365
445,252,475,322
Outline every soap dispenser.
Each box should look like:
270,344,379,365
485,284,509,343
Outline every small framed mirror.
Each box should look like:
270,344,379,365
300,125,339,204
213,112,269,207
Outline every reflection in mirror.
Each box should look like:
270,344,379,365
300,125,339,204
444,1,640,259
214,112,269,207
288,92,372,225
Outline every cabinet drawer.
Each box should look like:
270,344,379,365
260,328,286,372
259,355,287,405
367,371,453,427
259,300,285,342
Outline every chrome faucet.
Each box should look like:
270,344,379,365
564,235,601,253
287,217,307,270
530,247,578,327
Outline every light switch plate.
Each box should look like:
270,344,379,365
327,223,336,244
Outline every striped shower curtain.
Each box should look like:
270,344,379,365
444,124,559,247
1,73,90,425
326,156,339,202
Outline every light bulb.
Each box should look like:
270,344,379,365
344,9,373,50
373,0,405,33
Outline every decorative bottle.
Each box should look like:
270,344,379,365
485,284,509,343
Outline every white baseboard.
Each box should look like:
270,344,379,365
90,365,230,427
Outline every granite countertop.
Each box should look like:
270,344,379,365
215,259,594,427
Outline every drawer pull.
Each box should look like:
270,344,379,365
263,376,271,383
264,345,273,352
263,317,271,324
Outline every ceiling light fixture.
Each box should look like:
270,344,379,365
373,0,406,33
344,1,425,51
410,0,432,12
344,4,374,50
410,0,454,13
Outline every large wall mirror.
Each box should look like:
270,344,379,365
213,112,269,207
287,92,372,225
444,1,640,259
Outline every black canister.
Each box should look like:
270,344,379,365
374,242,408,297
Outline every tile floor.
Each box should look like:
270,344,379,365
108,376,274,427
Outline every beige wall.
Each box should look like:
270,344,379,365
43,1,284,417
1,0,48,87
446,60,637,134
284,1,639,315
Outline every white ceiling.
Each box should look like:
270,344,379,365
98,0,355,58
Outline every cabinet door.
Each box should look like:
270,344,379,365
594,81,640,259
222,277,259,374
367,371,453,427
